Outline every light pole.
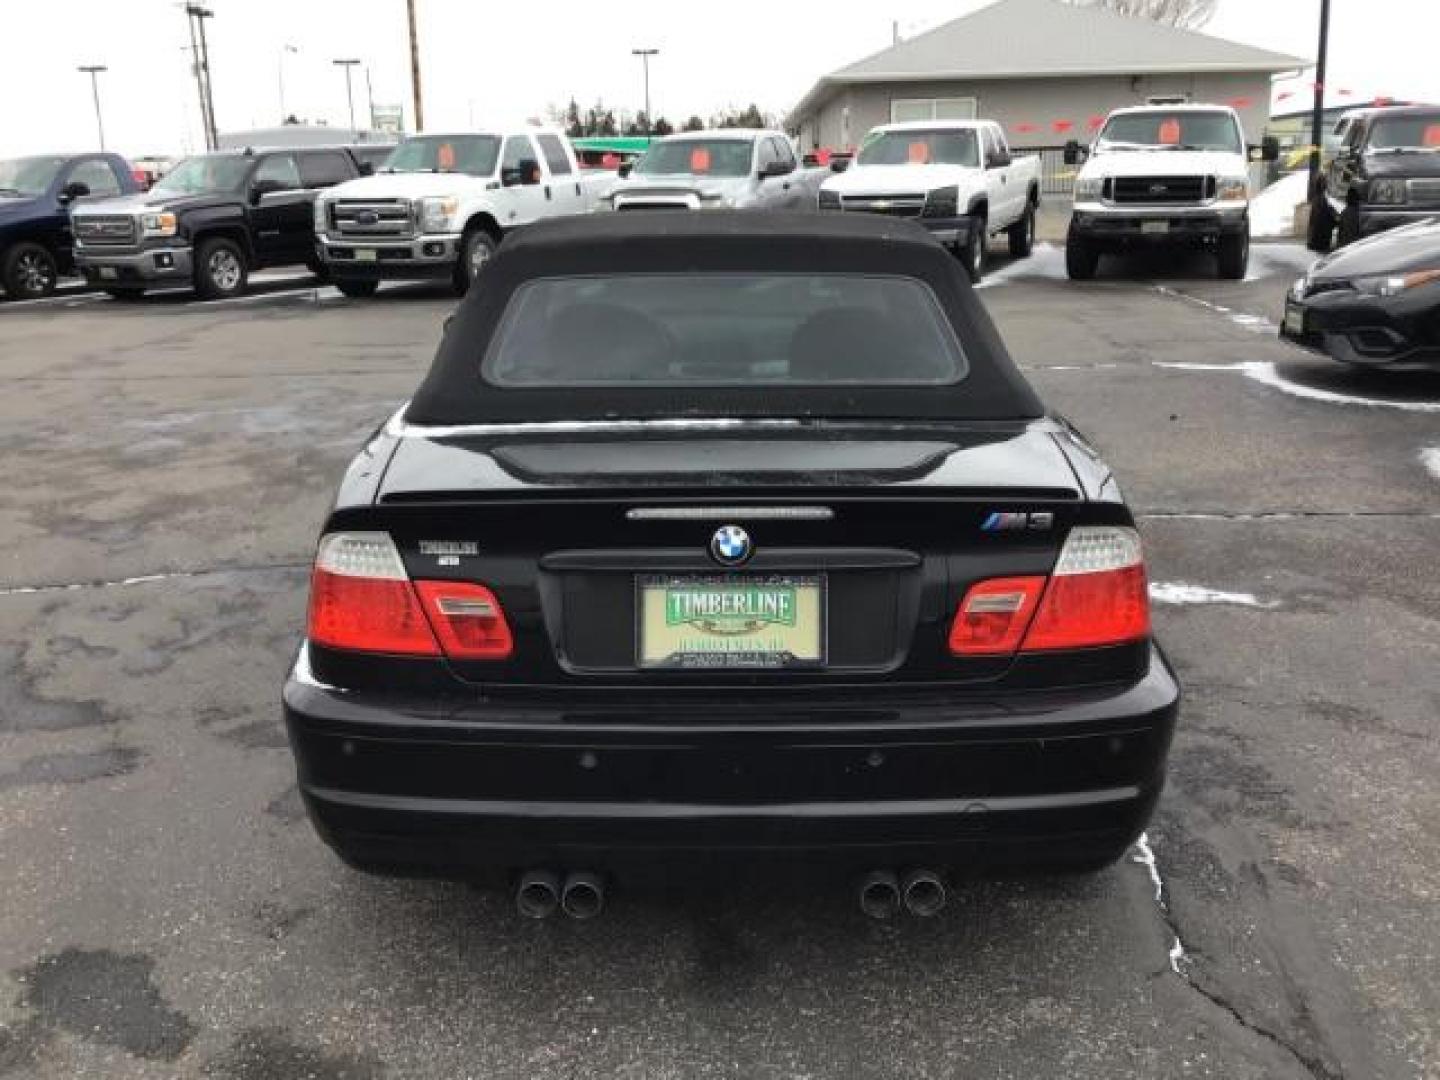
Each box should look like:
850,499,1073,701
406,0,424,131
631,48,658,140
278,44,298,123
77,65,107,150
184,5,218,151
1307,0,1331,188
333,58,361,133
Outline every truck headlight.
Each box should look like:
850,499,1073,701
313,199,328,234
1353,268,1440,296
1074,176,1104,202
921,185,959,218
1369,178,1407,205
419,196,460,232
817,187,841,211
140,211,177,237
1216,175,1248,201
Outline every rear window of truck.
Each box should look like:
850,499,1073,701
482,273,968,388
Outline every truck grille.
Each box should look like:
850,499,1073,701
331,199,415,238
1108,176,1214,205
74,215,137,245
839,194,926,218
1408,178,1440,206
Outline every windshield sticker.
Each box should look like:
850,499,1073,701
437,142,456,170
907,141,930,164
1425,124,1440,147
690,147,711,173
1158,118,1181,145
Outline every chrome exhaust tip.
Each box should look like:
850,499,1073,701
561,871,605,920
516,870,561,920
858,870,901,920
901,869,947,918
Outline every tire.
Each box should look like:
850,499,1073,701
305,257,330,283
1336,202,1361,248
454,228,499,295
2,242,59,299
1217,227,1250,280
1305,195,1333,253
104,288,146,301
1007,201,1036,258
334,279,379,299
960,217,985,283
193,237,248,300
1065,235,1099,280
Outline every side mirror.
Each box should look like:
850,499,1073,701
829,157,850,173
617,162,633,179
1062,140,1083,166
759,159,793,179
358,161,375,176
1261,136,1280,162
500,167,524,188
249,179,284,204
58,181,90,203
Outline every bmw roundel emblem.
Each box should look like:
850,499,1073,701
710,525,752,566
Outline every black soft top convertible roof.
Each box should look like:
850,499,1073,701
406,212,1044,425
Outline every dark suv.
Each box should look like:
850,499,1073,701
70,145,379,299
0,153,140,299
1308,106,1440,251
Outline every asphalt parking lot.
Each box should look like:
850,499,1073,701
1,241,1437,1080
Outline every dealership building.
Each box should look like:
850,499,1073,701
788,0,1304,152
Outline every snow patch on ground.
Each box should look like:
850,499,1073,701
1422,448,1440,481
1150,582,1279,608
1151,287,1278,334
975,243,1068,289
1250,172,1309,240
1132,833,1188,974
1153,360,1440,413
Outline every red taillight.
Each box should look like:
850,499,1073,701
949,527,1150,657
948,576,1046,655
306,532,512,660
413,581,513,660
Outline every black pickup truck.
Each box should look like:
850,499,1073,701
1308,106,1440,252
70,145,390,299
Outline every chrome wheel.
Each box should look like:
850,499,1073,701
208,248,242,292
468,239,492,278
16,251,55,294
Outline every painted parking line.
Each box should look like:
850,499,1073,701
1153,360,1440,413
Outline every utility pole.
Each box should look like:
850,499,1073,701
333,59,361,132
278,44,298,123
1308,0,1331,188
185,5,218,150
406,0,424,132
77,65,108,150
183,12,212,149
631,48,658,141
365,65,375,129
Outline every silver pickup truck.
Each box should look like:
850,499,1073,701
602,129,826,212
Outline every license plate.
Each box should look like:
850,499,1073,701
355,248,377,262
98,266,118,280
1283,301,1306,336
1141,220,1170,235
637,574,825,670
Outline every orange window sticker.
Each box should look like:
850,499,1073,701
437,142,456,170
690,147,712,172
1158,118,1182,145
907,140,931,164
1424,124,1440,147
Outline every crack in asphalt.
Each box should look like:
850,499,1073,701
1136,833,1340,1080
1141,510,1440,521
0,562,308,597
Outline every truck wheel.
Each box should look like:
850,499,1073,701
960,219,985,283
1065,238,1098,280
1007,202,1036,258
1217,228,1250,280
1335,202,1361,248
2,242,59,299
194,237,248,300
335,279,378,299
454,229,498,295
1305,195,1333,253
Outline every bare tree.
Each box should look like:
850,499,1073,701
1071,0,1216,29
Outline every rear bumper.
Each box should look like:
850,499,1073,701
317,234,459,281
283,644,1180,875
75,244,193,284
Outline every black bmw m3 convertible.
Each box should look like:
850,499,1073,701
283,212,1179,918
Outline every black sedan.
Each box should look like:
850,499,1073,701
283,212,1180,920
1283,216,1440,370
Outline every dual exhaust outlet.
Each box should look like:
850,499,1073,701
516,870,605,920
858,869,948,919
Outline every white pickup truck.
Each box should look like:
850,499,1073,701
1063,103,1278,280
818,120,1040,281
312,126,610,297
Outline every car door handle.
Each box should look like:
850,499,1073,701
783,182,791,190
544,185,552,200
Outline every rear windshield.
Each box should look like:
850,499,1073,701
482,274,967,388
634,140,753,178
858,129,979,167
1097,111,1241,153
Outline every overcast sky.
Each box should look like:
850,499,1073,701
2,0,1436,158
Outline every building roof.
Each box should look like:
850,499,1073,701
791,0,1307,124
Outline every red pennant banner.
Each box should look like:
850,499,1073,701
1014,123,1037,133
1087,115,1105,131
1052,119,1074,133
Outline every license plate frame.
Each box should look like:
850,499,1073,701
354,248,378,263
1283,300,1306,336
1140,220,1170,235
98,266,118,280
636,573,827,671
